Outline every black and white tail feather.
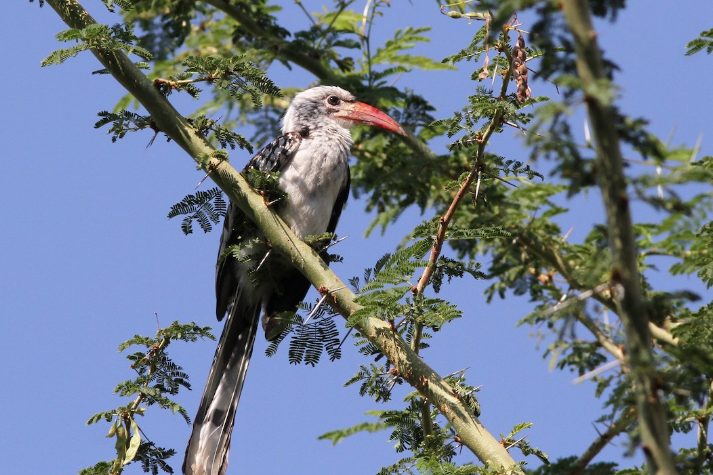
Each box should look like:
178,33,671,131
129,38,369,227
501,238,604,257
183,86,404,475
184,129,309,475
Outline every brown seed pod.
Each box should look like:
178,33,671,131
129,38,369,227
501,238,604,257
511,32,531,104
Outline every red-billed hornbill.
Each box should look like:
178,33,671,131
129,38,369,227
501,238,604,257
184,86,405,475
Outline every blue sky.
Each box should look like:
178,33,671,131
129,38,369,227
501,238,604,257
2,2,713,474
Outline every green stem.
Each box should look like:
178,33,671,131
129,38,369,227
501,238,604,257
315,0,355,50
129,335,170,412
562,1,675,473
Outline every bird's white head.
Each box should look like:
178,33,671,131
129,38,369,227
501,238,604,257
282,86,406,137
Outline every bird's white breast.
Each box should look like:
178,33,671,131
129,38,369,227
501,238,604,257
277,128,350,238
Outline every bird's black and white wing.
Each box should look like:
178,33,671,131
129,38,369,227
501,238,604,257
243,131,303,174
215,131,303,320
326,168,350,236
184,132,302,475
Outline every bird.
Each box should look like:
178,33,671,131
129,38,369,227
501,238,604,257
184,86,406,475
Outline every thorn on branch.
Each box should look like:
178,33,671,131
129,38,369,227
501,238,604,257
320,235,349,253
303,293,328,325
453,435,464,454
255,249,272,273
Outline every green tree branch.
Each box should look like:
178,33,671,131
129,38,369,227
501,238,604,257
44,0,521,470
562,1,675,473
517,232,679,359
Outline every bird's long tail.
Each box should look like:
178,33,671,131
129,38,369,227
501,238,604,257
184,294,260,475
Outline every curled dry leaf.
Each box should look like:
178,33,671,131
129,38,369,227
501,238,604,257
478,54,490,80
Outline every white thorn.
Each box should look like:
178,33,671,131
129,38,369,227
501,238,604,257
543,282,614,318
504,435,528,450
303,294,328,325
691,132,704,163
336,327,355,351
443,367,471,379
562,227,574,242
474,169,483,202
323,235,349,251
255,249,272,273
572,359,622,384
584,119,591,147
665,124,678,146
196,173,210,189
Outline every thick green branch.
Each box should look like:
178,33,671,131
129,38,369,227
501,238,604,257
562,1,675,473
45,0,520,470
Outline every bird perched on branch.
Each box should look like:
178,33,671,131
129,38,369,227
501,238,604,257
184,86,405,475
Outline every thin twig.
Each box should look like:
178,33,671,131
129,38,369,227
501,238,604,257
409,20,516,444
570,409,636,475
415,30,515,295
293,0,317,27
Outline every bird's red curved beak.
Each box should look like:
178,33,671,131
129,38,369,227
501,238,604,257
334,102,407,136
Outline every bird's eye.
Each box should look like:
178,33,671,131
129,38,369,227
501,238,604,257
327,95,341,106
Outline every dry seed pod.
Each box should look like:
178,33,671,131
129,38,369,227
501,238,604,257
512,32,531,103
